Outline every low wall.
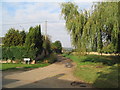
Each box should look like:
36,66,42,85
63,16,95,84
72,52,119,56
88,52,119,56
0,60,36,64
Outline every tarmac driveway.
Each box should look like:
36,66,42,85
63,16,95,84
2,55,93,88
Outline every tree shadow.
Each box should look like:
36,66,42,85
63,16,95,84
93,65,119,88
2,78,20,87
4,73,92,88
81,55,120,66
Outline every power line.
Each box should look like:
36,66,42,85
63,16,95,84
1,21,44,26
0,20,65,26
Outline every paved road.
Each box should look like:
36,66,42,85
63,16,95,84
2,55,93,88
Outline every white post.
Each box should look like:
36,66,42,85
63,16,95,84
45,20,47,40
28,61,29,64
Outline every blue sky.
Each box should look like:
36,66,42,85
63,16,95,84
0,0,97,48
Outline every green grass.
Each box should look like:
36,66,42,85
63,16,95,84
0,63,49,71
0,53,57,71
62,54,119,88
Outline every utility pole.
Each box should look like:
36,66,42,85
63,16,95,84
45,20,47,40
44,20,48,56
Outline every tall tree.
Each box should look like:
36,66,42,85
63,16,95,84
3,28,22,46
19,30,27,46
61,2,79,48
61,2,119,54
61,2,89,54
25,25,43,59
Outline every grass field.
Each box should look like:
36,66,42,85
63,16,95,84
0,63,49,70
62,54,119,88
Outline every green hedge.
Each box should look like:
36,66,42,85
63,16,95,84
1,46,36,60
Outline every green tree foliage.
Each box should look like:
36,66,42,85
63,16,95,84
2,25,53,61
3,28,23,46
42,35,52,56
61,2,119,54
25,25,43,60
19,30,27,45
51,41,62,53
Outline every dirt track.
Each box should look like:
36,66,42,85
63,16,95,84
2,55,93,88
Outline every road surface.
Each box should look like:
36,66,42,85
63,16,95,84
2,55,93,88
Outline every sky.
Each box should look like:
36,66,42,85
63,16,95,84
0,0,101,48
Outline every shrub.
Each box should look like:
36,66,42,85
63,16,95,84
45,53,57,64
102,43,116,53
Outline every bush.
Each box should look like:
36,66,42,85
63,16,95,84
10,46,23,60
2,47,12,60
45,53,57,64
102,43,116,53
51,41,62,54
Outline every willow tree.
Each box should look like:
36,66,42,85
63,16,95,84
61,2,88,54
92,2,120,53
61,2,79,48
61,2,120,54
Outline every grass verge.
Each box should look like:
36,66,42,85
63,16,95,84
62,54,119,88
1,63,49,71
0,53,57,71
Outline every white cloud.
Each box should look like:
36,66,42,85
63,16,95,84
1,1,94,47
1,2,72,47
3,2,61,23
2,0,102,3
2,0,118,3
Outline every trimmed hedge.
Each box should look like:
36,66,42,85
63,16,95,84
1,46,36,60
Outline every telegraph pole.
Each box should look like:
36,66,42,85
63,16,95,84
45,20,47,40
44,20,48,56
